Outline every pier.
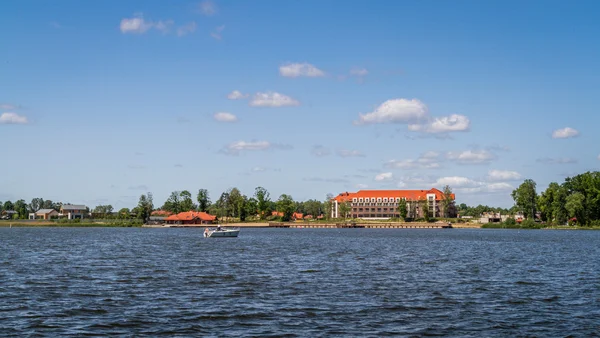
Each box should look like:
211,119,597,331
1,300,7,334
269,222,453,229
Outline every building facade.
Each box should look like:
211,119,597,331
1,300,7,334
60,204,88,219
331,188,456,219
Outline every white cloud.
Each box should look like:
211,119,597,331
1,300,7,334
435,176,480,188
552,127,579,139
120,15,193,36
311,145,331,157
447,150,494,164
486,182,514,192
222,140,292,155
354,98,428,125
0,112,28,124
598,154,600,160
177,22,197,36
0,104,17,110
227,90,249,100
408,114,470,133
249,92,300,107
214,112,237,122
434,176,513,194
385,151,441,169
487,169,521,181
375,172,393,181
279,63,325,78
336,149,365,158
536,157,577,164
154,20,174,34
120,16,153,34
199,0,217,16
356,183,369,189
252,167,266,172
210,25,225,40
350,68,368,76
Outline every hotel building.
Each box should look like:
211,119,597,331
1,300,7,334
331,188,455,219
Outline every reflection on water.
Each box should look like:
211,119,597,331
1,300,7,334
1,228,599,336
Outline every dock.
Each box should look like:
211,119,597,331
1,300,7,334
269,222,453,229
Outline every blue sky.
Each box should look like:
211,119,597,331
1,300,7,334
1,0,599,209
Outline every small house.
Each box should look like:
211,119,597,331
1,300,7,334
29,209,59,220
1,210,18,219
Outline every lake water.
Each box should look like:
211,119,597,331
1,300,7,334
1,228,599,336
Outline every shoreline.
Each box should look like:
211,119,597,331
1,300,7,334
2,221,599,230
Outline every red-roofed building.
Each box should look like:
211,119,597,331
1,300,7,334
165,211,217,225
332,188,456,219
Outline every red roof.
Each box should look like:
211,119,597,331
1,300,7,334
333,188,455,202
272,211,284,217
165,211,216,221
293,212,303,219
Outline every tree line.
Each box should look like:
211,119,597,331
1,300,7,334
157,187,328,222
511,171,600,226
0,187,326,222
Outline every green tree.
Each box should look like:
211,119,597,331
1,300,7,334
93,205,114,218
14,199,28,219
338,200,351,220
136,193,154,223
245,197,258,219
563,171,600,224
180,190,196,211
565,192,585,225
398,198,408,220
441,185,455,218
552,185,569,225
254,187,271,220
304,199,322,218
118,208,131,219
276,194,295,221
214,191,230,217
419,197,430,222
3,200,14,212
162,191,182,213
227,188,245,218
42,200,54,210
539,182,561,222
29,197,45,212
511,179,538,219
323,193,334,220
196,189,211,212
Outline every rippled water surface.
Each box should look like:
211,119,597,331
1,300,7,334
1,228,599,336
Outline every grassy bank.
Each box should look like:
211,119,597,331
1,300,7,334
0,220,143,227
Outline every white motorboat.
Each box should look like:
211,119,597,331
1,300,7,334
204,227,240,238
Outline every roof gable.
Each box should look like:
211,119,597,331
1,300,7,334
36,209,57,214
165,211,216,221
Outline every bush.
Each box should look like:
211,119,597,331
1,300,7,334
586,219,600,227
520,219,537,228
504,217,517,226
